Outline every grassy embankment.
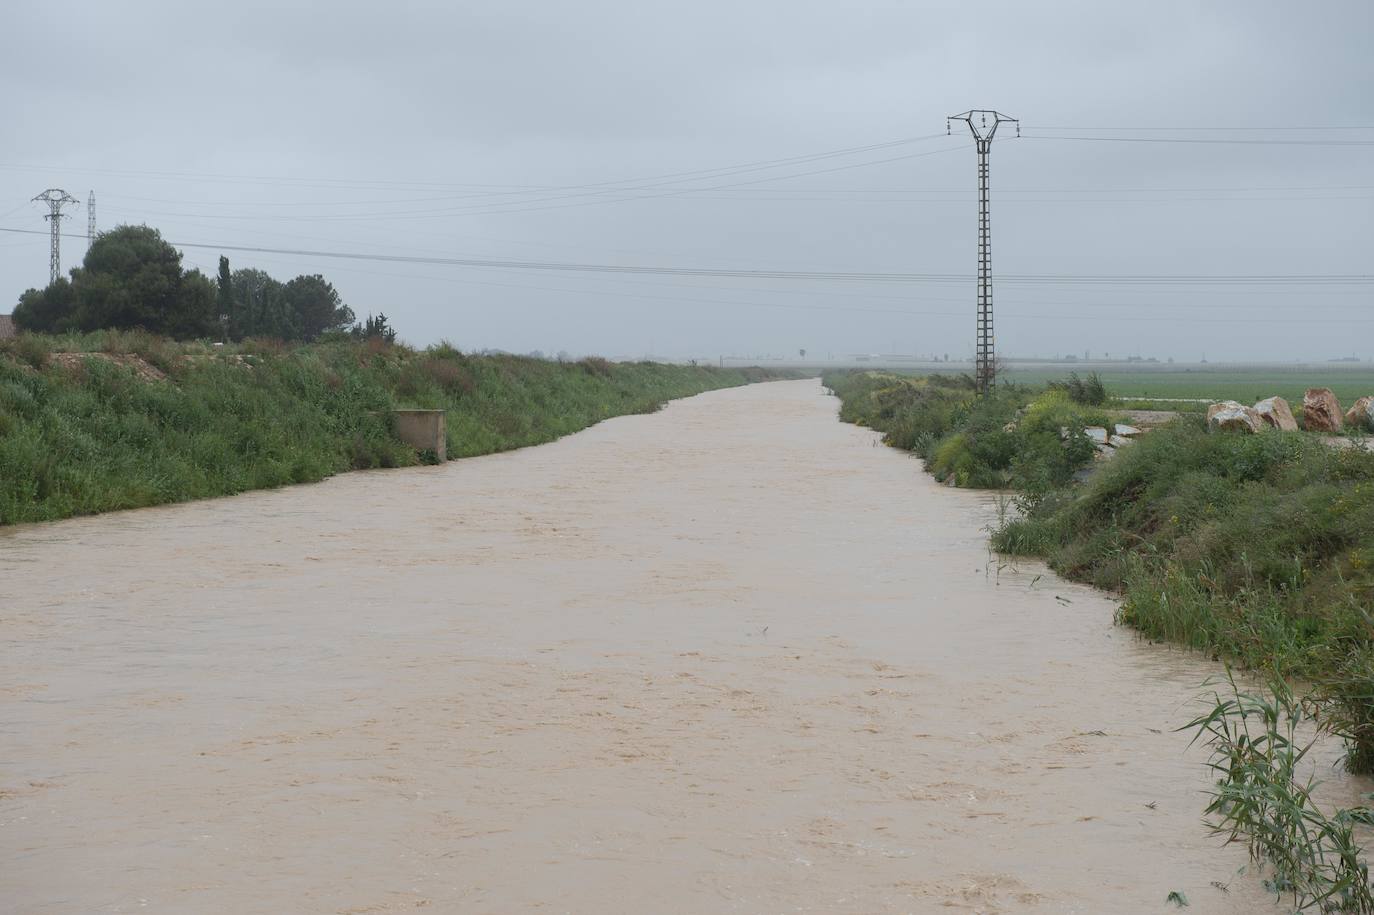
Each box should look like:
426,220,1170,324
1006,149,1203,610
826,369,1374,773
825,370,1112,492
0,331,787,525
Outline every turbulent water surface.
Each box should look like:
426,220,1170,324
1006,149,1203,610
2,379,1328,912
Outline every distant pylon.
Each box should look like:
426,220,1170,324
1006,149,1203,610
32,188,79,284
88,191,97,249
946,109,1019,395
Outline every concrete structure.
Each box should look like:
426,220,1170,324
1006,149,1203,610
0,315,14,340
391,409,446,462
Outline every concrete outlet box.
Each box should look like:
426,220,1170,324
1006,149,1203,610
391,409,447,462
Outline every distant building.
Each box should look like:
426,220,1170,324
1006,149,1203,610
0,314,14,340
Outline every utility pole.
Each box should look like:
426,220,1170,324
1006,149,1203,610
946,110,1018,395
32,188,79,284
87,191,97,249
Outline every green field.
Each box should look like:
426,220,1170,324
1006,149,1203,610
998,367,1374,406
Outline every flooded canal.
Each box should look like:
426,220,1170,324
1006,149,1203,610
0,379,1322,912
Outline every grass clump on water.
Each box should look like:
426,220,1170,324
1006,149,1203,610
0,331,786,525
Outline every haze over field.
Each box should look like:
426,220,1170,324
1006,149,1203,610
2,1,1371,360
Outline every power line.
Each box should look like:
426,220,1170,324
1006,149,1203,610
99,143,969,223
1022,133,1374,146
103,189,1374,218
6,134,965,227
198,236,1373,308
0,133,946,196
99,182,1374,215
308,141,969,220
2,226,1370,287
1032,125,1374,131
213,244,1374,326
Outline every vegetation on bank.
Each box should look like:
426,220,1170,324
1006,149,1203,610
826,370,1374,773
830,367,1374,901
0,331,784,525
826,371,1111,492
995,415,1374,772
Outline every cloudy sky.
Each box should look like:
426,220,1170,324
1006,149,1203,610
2,0,1370,361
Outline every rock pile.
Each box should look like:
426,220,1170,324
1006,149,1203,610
1206,389,1374,435
1060,424,1140,457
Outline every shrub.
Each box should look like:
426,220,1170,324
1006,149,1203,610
0,334,52,369
580,356,613,377
1049,371,1108,406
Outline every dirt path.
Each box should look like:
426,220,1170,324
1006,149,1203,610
0,379,1304,913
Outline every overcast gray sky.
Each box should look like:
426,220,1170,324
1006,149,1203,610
2,0,1371,361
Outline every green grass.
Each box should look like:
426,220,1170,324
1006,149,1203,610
0,331,789,525
999,368,1374,406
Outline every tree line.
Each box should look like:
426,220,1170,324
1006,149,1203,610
14,224,395,343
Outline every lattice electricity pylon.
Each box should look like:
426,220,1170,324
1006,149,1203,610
946,110,1018,394
88,191,97,249
32,188,79,283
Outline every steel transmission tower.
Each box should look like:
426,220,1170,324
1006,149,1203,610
946,110,1018,394
32,188,80,283
88,191,97,248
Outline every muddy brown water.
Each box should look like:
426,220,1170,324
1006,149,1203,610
1,379,1360,913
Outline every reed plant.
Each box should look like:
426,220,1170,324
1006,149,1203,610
1183,673,1374,912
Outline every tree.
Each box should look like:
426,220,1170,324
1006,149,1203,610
14,277,76,333
284,274,354,342
351,312,397,344
216,256,234,335
228,268,290,340
12,225,216,338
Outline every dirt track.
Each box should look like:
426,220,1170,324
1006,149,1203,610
2,379,1296,912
